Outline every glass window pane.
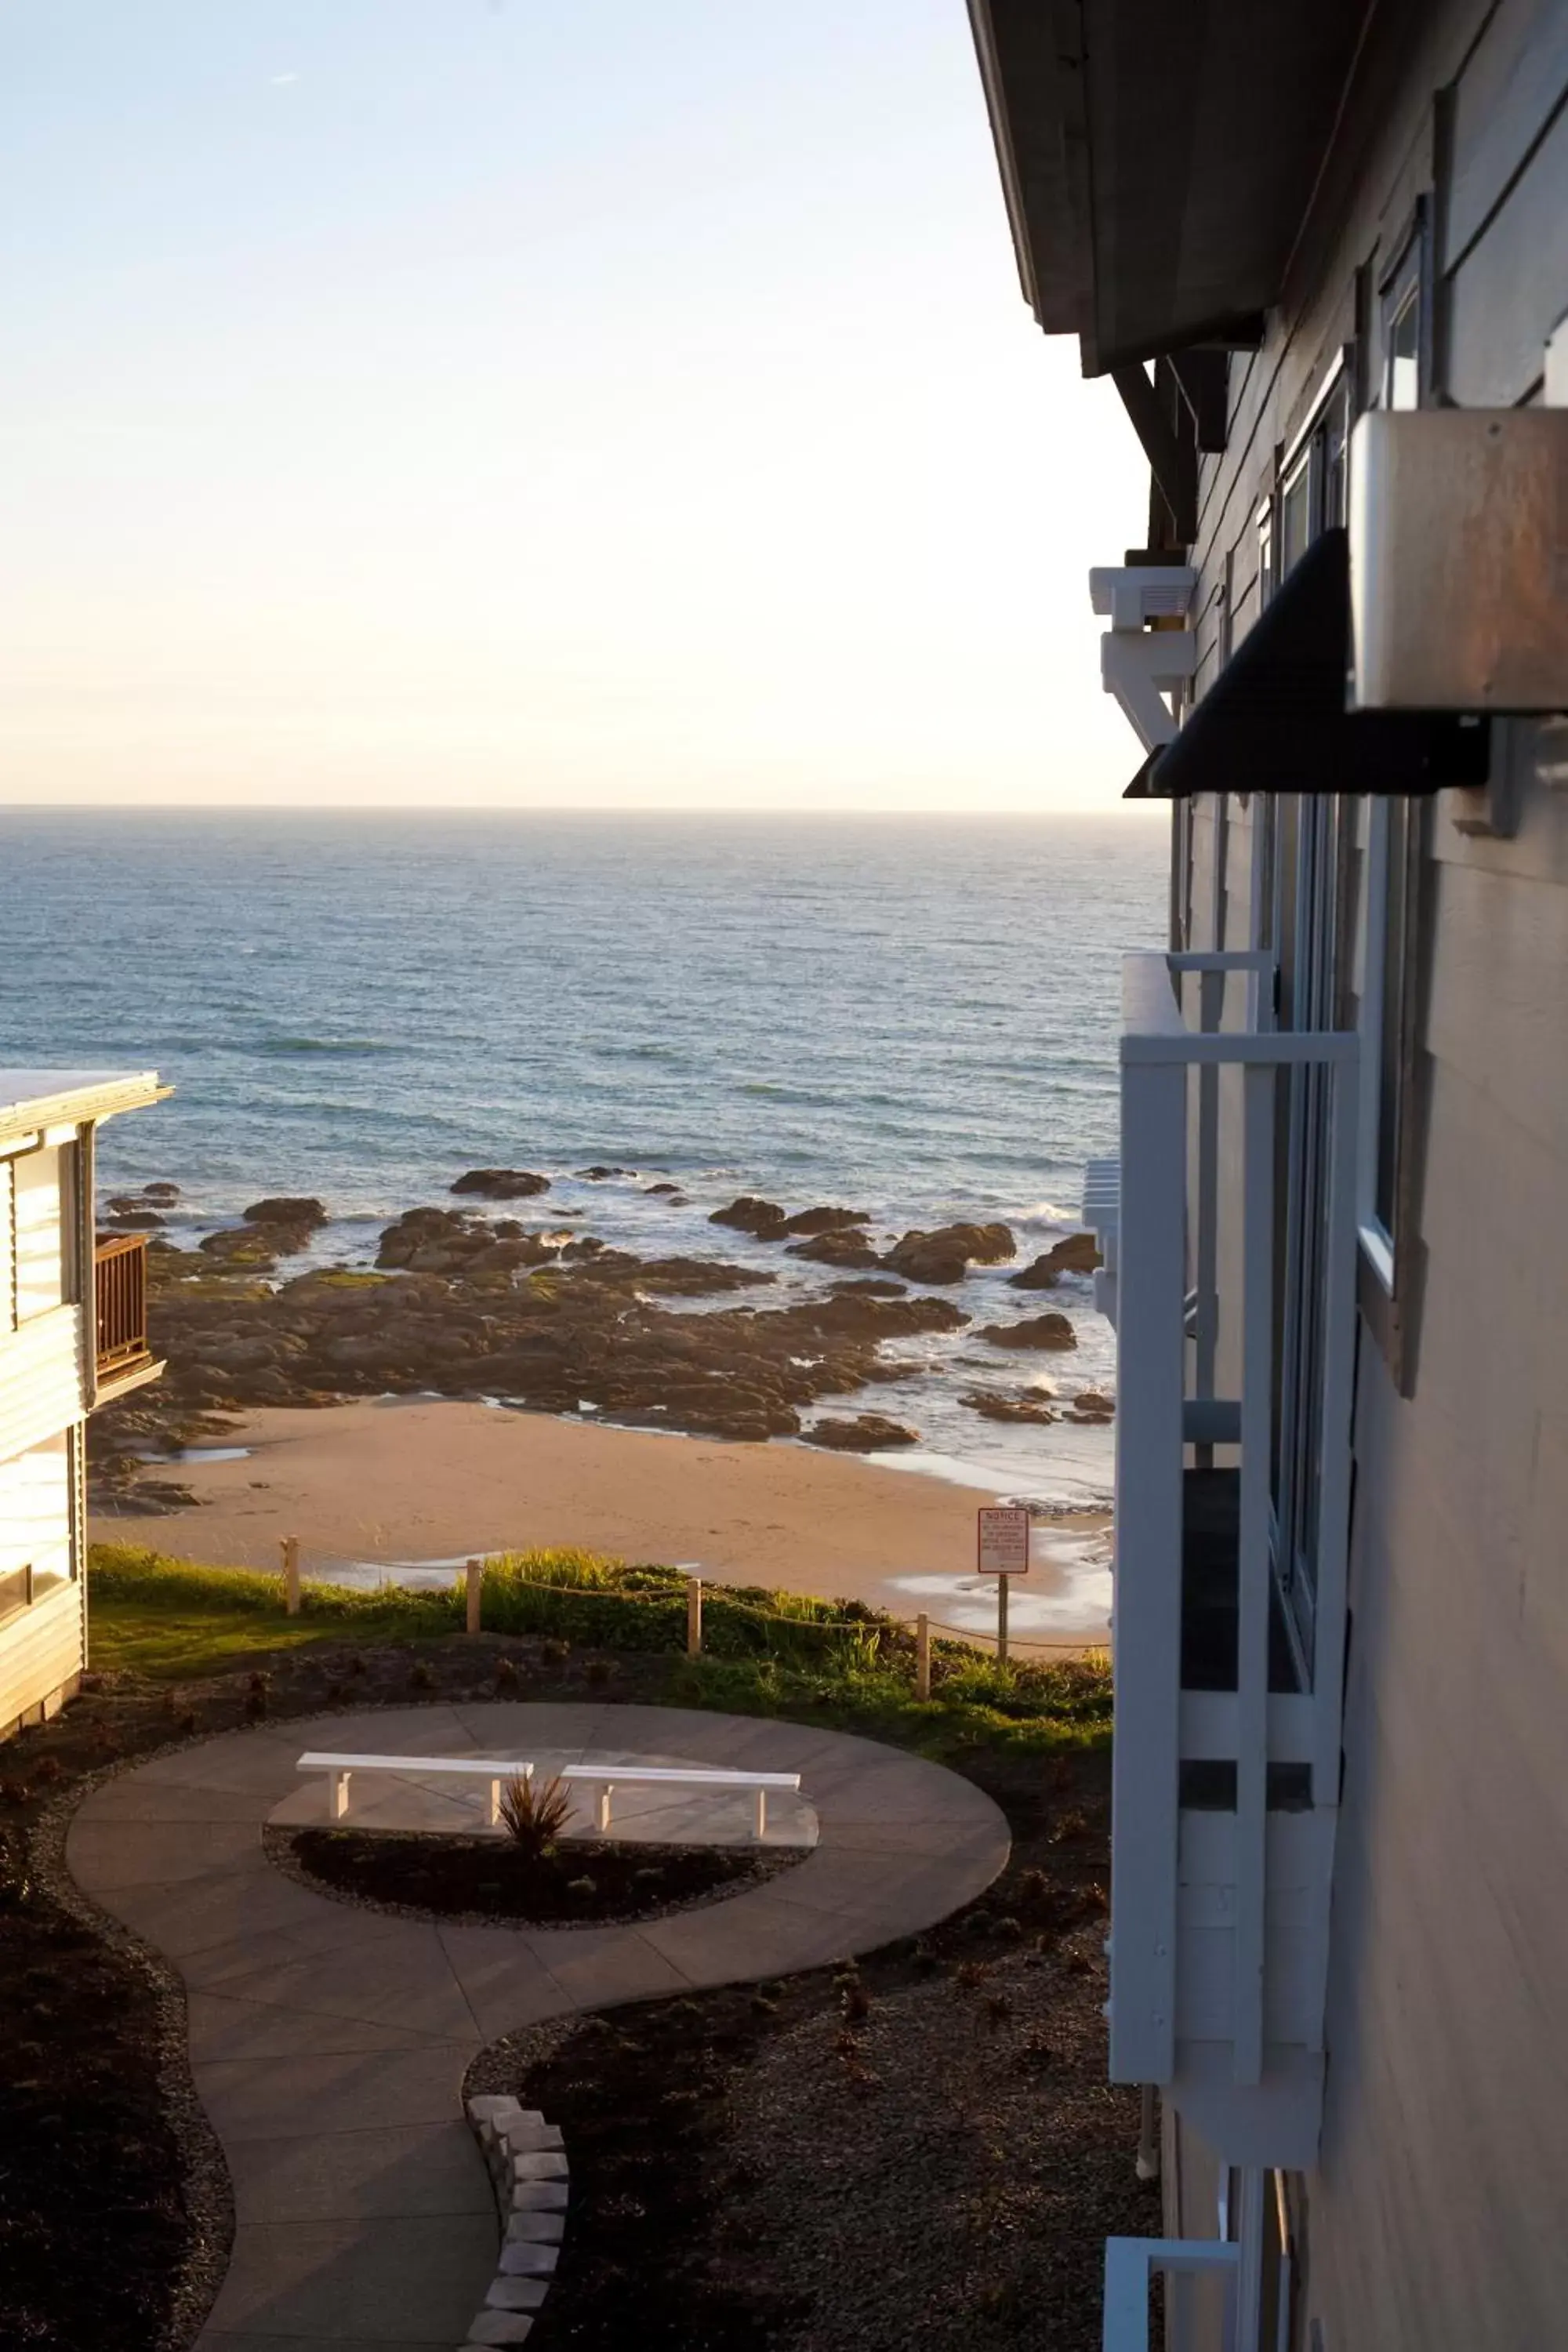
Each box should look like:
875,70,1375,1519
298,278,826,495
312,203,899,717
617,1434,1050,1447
1374,800,1409,1229
1280,459,1312,578
1388,291,1420,411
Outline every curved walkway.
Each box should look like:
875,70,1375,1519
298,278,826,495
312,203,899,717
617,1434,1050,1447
67,1701,1009,2352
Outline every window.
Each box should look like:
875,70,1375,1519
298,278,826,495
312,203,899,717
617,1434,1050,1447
1356,205,1431,1303
0,1436,73,1606
1261,358,1356,1671
0,1564,34,1628
1387,289,1420,410
11,1147,64,1321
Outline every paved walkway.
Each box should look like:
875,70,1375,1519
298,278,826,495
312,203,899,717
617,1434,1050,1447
67,1702,1009,2351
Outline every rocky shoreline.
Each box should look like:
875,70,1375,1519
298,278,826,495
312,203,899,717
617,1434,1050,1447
94,1173,1109,1512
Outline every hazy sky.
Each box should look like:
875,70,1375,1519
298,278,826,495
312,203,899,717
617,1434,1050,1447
0,1,1148,811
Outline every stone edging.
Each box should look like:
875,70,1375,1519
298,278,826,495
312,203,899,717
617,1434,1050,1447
462,2095,568,2347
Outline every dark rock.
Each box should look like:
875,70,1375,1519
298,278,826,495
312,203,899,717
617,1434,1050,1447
960,1389,1058,1425
710,1196,788,1238
198,1229,278,1267
793,1293,967,1342
142,1181,181,1203
882,1221,1017,1284
787,1229,884,1269
1011,1232,1101,1287
977,1312,1078,1352
829,1278,908,1299
105,1206,165,1229
644,1181,681,1196
450,1168,550,1200
576,1165,634,1181
805,1414,920,1451
1066,1388,1116,1422
243,1196,328,1229
778,1206,872,1237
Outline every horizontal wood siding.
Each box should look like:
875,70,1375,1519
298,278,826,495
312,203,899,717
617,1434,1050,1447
0,1305,89,1462
0,1573,82,1742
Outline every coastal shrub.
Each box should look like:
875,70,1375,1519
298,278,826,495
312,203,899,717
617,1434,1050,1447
85,1541,1113,1757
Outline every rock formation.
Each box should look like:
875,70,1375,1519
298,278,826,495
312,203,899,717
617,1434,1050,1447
1008,1232,1102,1287
804,1414,919,1451
450,1168,550,1200
976,1311,1078,1351
881,1221,1016,1284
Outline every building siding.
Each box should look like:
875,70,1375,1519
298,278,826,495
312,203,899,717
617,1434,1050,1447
0,1569,82,1742
1168,1,1568,2341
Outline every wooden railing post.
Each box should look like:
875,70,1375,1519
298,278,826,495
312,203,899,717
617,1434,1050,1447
916,1613,931,1701
465,1556,483,1636
281,1535,300,1617
686,1575,702,1657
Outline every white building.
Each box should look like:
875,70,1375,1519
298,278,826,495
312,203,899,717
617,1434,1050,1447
968,2,1568,2343
1,1069,165,1739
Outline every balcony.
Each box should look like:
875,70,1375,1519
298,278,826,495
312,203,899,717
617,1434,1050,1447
1086,951,1359,2172
93,1234,159,1397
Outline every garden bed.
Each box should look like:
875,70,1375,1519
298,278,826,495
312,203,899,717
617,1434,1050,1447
272,1824,801,1926
467,1749,1156,2352
0,1547,1115,2350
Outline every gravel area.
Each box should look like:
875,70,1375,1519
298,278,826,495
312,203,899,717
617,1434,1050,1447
466,1752,1159,2351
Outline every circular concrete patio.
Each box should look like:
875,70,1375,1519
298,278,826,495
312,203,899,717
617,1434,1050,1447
67,1701,1010,2352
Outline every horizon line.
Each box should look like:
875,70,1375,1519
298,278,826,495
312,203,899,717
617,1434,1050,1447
1,799,1155,819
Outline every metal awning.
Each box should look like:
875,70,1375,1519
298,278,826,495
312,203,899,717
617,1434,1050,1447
967,0,1381,369
1124,530,1491,799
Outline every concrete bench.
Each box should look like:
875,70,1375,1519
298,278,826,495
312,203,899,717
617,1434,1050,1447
295,1751,801,1838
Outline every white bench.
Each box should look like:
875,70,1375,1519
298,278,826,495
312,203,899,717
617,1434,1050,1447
295,1751,801,1838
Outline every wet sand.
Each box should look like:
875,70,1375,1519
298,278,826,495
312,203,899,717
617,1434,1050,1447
89,1398,1112,1646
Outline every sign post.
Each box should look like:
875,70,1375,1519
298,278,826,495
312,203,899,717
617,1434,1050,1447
976,1505,1030,1664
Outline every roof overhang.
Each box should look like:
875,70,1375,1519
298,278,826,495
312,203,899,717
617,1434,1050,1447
0,1069,169,1149
967,0,1376,369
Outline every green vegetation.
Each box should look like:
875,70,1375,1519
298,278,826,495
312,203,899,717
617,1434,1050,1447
86,1541,1112,1759
89,1544,454,1675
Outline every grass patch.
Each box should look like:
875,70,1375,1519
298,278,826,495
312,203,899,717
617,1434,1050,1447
88,1543,456,1676
85,1541,1112,1757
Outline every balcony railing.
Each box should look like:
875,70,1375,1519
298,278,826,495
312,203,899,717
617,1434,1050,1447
94,1233,154,1386
1087,951,1359,2176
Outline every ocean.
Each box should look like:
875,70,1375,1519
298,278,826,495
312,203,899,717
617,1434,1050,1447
0,809,1164,1508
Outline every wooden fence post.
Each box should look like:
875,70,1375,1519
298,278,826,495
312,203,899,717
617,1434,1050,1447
687,1575,702,1657
281,1535,300,1617
916,1613,931,1701
465,1557,483,1636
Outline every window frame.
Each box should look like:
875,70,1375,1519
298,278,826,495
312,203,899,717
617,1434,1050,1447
1354,201,1433,1318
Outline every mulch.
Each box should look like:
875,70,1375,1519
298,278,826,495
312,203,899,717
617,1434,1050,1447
274,1822,801,1926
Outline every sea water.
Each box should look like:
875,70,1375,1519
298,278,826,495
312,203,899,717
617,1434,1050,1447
0,809,1165,1506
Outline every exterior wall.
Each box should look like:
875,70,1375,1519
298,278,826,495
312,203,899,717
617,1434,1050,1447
0,1433,83,1740
0,1138,90,1740
1172,2,1568,2343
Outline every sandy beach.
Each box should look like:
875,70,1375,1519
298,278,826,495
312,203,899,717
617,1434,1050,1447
89,1398,1112,1646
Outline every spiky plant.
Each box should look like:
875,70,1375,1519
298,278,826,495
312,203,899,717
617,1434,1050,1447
495,1771,572,1863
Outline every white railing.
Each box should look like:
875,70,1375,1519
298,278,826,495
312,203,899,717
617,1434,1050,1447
1102,2235,1240,2350
1105,949,1358,2171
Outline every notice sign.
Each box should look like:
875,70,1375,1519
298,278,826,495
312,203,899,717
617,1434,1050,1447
977,1505,1030,1576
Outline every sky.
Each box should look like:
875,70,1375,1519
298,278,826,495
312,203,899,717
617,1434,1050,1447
0,1,1149,811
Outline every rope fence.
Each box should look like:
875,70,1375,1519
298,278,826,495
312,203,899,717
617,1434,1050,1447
275,1538,1107,1674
